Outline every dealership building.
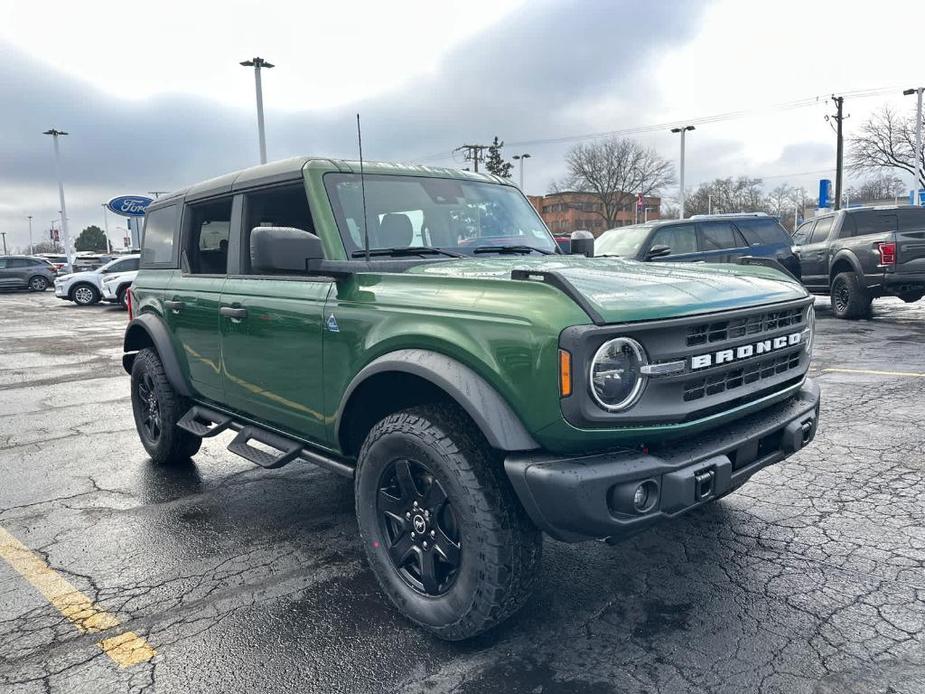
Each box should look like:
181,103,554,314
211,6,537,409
527,191,661,236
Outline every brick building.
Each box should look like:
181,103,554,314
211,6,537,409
527,191,661,237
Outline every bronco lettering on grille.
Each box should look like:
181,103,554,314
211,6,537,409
690,332,802,370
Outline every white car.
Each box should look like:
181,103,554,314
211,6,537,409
54,255,140,306
100,270,137,309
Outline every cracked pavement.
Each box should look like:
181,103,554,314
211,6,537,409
2,290,925,693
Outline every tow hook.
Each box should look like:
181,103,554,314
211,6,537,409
694,468,715,501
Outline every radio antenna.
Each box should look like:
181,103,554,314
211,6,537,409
357,113,370,263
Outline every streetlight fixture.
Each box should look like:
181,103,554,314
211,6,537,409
670,125,695,218
903,87,923,205
512,153,532,190
240,57,275,164
43,129,74,268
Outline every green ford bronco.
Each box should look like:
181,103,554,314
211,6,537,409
123,157,820,639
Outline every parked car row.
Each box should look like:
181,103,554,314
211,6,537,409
53,254,139,306
0,255,59,291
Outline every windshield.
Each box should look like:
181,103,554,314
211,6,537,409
324,173,558,256
594,225,653,257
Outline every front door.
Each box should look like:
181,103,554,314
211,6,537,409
645,224,701,263
0,258,13,287
163,196,234,403
796,216,834,290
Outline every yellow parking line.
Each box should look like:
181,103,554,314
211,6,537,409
822,368,925,378
0,526,155,667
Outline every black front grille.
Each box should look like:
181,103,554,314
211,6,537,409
683,350,802,402
687,307,803,347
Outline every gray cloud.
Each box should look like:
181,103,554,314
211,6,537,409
0,0,708,249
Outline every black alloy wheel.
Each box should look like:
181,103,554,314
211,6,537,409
832,277,851,314
136,371,162,445
377,458,461,596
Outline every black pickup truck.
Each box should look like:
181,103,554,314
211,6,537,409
792,206,925,318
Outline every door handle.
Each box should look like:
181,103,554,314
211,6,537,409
164,299,184,313
220,306,248,320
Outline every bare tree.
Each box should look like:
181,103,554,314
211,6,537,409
848,106,925,188
845,174,907,202
560,137,674,228
684,177,767,217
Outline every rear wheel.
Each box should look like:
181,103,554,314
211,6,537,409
131,348,201,465
831,272,871,319
27,276,49,292
71,284,100,306
355,403,542,640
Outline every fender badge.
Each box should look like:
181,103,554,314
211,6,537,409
326,314,340,333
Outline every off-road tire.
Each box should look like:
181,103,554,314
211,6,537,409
71,283,100,306
28,276,49,292
897,292,924,304
355,403,542,640
117,285,129,310
831,272,871,319
131,348,201,465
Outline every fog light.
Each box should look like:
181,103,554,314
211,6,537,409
632,480,658,513
609,479,659,515
633,484,649,509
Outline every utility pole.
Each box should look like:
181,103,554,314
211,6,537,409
26,215,33,255
43,129,74,269
670,125,695,218
1,232,7,255
454,144,488,173
830,96,846,211
240,57,275,164
512,153,531,189
903,87,924,204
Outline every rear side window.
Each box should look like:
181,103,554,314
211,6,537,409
699,221,745,250
734,218,789,245
810,217,834,243
850,211,898,237
792,221,814,245
141,204,180,267
651,224,697,255
186,198,233,275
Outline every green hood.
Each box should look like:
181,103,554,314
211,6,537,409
410,256,808,324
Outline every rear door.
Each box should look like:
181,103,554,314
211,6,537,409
695,220,749,263
895,208,925,276
163,196,234,403
0,258,11,287
219,184,331,442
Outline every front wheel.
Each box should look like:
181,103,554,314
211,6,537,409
355,404,542,640
831,272,871,319
28,276,49,292
131,348,202,465
72,284,100,306
116,286,129,309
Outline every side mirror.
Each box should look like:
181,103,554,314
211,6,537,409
250,226,323,274
569,230,595,257
646,244,672,260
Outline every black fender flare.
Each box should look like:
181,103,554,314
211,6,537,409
335,349,540,452
829,249,864,281
122,313,192,397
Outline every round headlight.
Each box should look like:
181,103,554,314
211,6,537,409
589,337,647,411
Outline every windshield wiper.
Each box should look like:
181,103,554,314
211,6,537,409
472,245,552,255
351,246,463,258
596,253,620,257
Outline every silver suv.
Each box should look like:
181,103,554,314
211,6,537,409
0,256,57,292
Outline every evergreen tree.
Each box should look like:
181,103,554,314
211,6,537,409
485,136,514,178
75,225,108,252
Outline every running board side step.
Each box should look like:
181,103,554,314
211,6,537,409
176,405,354,478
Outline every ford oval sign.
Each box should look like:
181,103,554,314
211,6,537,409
106,195,154,218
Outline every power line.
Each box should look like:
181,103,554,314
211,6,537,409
412,85,903,163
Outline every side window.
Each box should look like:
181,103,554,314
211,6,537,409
7,258,28,268
0,258,7,269
810,217,834,243
186,198,233,275
141,205,180,267
242,185,315,274
898,209,925,232
792,221,814,245
699,222,745,251
852,211,898,237
650,224,697,255
838,214,857,238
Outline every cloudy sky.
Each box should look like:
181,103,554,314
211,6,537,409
1,0,924,251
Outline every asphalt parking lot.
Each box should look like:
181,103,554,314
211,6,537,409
2,291,925,693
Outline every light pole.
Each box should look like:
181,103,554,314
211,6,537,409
101,203,113,254
26,215,33,254
1,233,7,255
512,153,532,189
671,125,695,218
43,129,74,268
240,57,275,164
903,87,924,205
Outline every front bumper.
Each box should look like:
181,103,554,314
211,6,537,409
53,283,69,299
505,379,820,542
101,285,119,301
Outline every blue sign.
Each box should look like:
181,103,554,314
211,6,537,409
106,195,154,218
909,190,925,206
818,179,832,209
